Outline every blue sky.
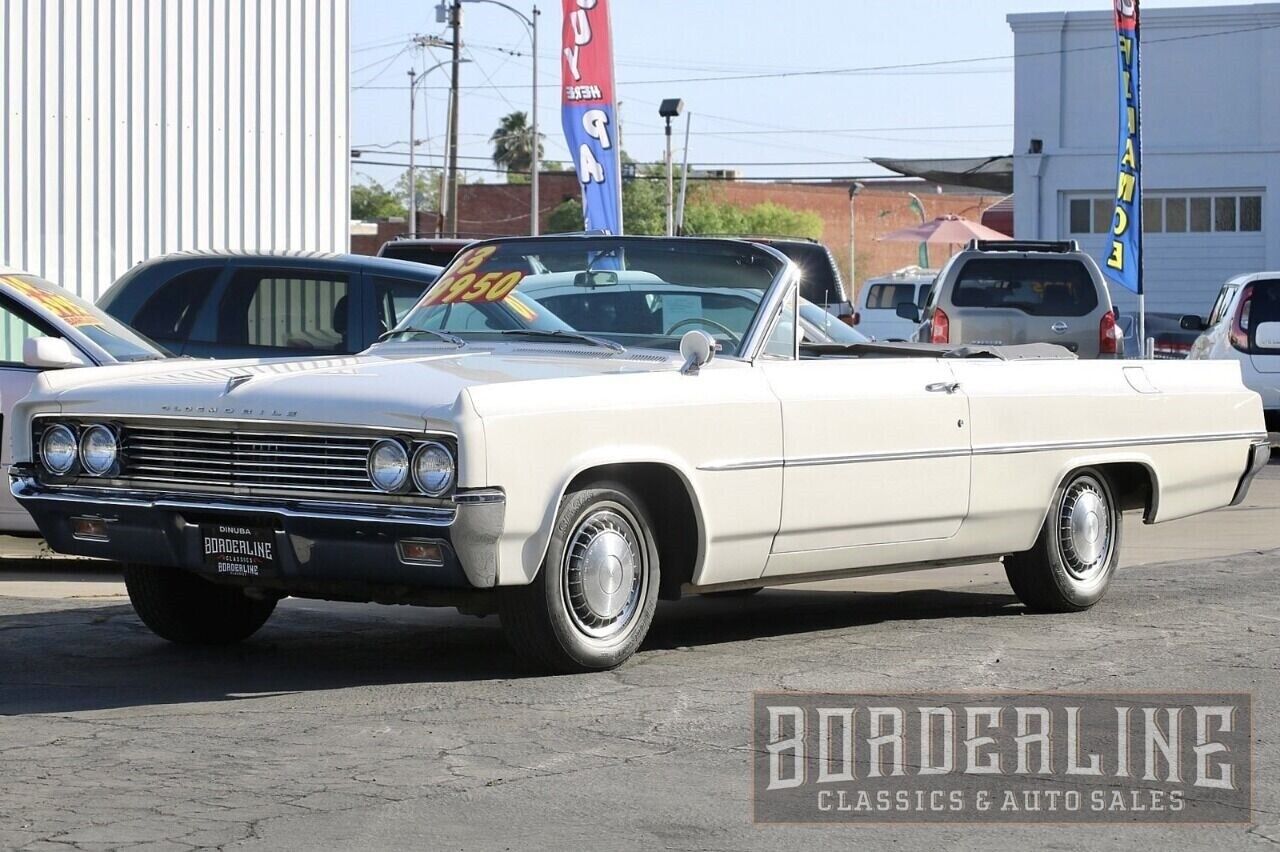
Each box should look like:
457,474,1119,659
350,0,1210,187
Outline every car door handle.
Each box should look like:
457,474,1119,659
925,382,961,394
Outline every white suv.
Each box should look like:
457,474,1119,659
1185,272,1280,431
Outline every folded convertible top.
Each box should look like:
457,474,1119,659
800,341,1078,361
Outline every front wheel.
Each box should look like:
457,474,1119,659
123,563,277,644
498,483,660,673
1004,468,1122,612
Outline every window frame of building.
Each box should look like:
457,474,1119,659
1065,192,1262,236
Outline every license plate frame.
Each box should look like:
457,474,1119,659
201,522,279,578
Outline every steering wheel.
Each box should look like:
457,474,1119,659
664,317,741,348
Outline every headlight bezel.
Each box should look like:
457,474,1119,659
368,438,412,493
411,441,456,497
39,423,79,476
78,424,120,476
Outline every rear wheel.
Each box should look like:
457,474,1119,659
1004,468,1122,612
498,483,660,673
123,563,277,644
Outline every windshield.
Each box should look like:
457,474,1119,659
3,274,164,362
393,237,787,357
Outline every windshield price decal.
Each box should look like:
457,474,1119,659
419,246,526,307
422,270,525,306
1,275,103,327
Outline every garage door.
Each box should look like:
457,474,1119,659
1065,192,1265,317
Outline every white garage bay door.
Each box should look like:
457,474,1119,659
1066,192,1265,317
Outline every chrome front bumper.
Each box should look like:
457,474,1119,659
1230,440,1272,507
11,475,505,589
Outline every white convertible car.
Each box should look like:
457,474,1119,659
9,236,1270,672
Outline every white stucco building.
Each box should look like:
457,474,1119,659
0,0,350,300
1009,3,1280,315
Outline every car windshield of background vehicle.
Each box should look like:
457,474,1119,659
393,238,787,357
2,274,164,362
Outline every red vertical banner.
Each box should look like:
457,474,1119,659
560,0,623,233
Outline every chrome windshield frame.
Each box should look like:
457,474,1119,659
403,234,799,361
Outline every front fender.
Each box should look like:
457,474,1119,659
499,443,709,586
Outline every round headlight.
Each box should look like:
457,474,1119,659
40,424,78,475
368,439,410,492
79,425,119,476
412,442,455,496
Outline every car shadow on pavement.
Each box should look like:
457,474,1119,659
646,586,1023,650
0,586,1020,715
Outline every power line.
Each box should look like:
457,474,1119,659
353,23,1280,91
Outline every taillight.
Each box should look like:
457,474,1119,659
1230,286,1253,352
1099,309,1120,356
850,311,860,326
930,308,950,344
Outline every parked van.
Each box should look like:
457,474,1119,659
853,266,936,340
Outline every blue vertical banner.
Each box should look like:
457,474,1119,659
1105,0,1142,294
561,0,623,234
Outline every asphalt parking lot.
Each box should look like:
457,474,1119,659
1,468,1278,850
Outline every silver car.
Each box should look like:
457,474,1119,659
908,240,1123,358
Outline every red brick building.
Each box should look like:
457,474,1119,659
352,174,1003,294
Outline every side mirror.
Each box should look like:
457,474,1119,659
1255,321,1280,349
23,337,91,369
573,270,619,288
1180,314,1207,332
678,329,716,375
895,302,921,322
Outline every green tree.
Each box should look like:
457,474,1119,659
393,169,440,214
549,170,824,241
350,178,406,221
490,111,544,179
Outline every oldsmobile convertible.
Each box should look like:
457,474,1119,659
9,236,1269,672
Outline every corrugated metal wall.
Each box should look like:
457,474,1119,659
0,0,350,300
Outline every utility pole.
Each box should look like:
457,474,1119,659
529,5,540,235
447,1,463,238
407,69,418,234
658,99,684,237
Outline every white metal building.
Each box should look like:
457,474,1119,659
0,0,350,300
1009,3,1280,315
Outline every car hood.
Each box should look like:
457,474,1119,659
29,345,681,430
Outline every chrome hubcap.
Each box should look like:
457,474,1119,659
1058,478,1112,581
563,506,645,640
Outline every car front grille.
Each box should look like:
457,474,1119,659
119,423,382,493
32,417,454,500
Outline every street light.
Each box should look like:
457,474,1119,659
460,0,541,235
659,98,684,237
407,57,460,235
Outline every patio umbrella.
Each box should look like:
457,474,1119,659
878,214,1012,244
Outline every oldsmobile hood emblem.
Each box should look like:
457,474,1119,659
225,375,253,393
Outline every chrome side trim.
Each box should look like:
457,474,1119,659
1230,439,1271,506
971,430,1267,457
10,477,462,526
698,458,785,472
790,447,970,467
696,431,1267,472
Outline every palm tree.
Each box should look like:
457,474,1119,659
490,111,543,177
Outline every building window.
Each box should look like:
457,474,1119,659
1143,197,1163,233
1069,199,1091,234
1067,192,1261,235
1214,196,1237,232
1241,196,1263,232
1190,197,1212,232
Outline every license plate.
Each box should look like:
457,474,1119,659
202,523,278,578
